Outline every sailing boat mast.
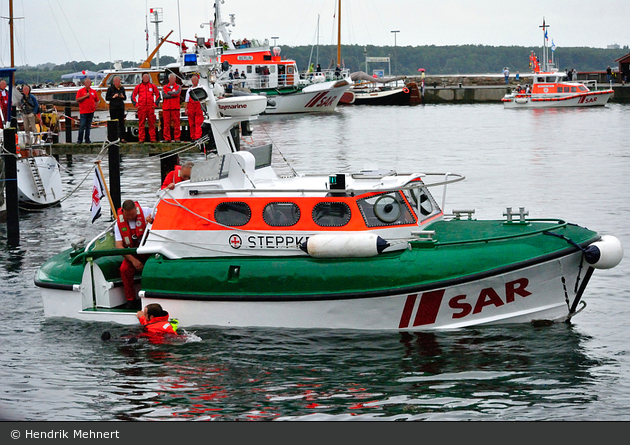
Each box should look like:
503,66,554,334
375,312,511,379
316,14,319,67
9,0,14,68
336,0,341,66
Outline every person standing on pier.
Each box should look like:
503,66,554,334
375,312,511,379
115,200,154,310
105,76,127,142
75,78,100,144
184,74,206,141
131,72,160,143
19,85,39,147
503,67,510,84
0,79,9,127
161,73,182,142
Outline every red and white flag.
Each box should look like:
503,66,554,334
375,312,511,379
91,166,106,223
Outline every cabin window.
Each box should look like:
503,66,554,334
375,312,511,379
546,77,556,82
357,192,415,227
288,66,294,74
564,87,570,93
403,187,439,220
578,85,587,92
269,65,276,74
557,87,563,93
263,202,301,227
247,66,253,74
536,77,545,83
215,202,251,227
312,202,351,227
571,87,577,93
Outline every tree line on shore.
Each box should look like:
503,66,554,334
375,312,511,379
12,44,628,85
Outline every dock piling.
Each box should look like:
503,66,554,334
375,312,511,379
3,127,19,246
107,121,121,213
64,106,72,143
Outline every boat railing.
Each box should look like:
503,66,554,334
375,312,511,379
183,173,465,197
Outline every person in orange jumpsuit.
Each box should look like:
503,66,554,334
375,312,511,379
131,72,160,143
162,73,182,142
184,74,206,140
136,304,179,343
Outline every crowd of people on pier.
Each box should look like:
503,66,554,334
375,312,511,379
70,71,209,145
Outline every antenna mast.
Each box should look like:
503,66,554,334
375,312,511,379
336,0,341,66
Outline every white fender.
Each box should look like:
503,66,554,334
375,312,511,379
300,233,389,258
584,235,623,269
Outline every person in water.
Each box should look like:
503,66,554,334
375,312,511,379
136,303,178,336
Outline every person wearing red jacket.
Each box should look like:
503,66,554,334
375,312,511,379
0,79,9,126
184,74,206,140
131,72,160,143
161,162,193,190
76,77,100,144
136,304,179,337
162,73,182,142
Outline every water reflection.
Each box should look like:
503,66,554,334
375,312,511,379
49,323,603,420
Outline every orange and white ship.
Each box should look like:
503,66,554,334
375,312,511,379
502,18,614,109
210,0,349,114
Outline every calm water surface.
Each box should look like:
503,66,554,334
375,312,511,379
1,103,629,421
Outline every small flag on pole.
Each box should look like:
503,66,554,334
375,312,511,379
545,30,548,41
91,165,106,223
551,39,556,51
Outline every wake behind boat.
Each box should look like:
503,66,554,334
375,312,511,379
34,48,623,331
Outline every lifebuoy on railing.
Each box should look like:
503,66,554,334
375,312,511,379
403,87,410,94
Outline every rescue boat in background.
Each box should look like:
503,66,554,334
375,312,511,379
502,70,614,108
34,47,623,330
502,19,614,108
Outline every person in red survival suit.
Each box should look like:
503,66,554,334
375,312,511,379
161,162,193,190
184,74,206,140
162,73,182,142
136,303,179,342
115,200,154,309
131,72,160,143
0,79,9,127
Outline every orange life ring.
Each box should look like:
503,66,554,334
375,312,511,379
402,87,410,94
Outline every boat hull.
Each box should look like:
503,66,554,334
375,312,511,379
35,220,605,331
503,90,614,108
142,253,587,330
350,88,411,106
16,156,63,210
257,80,349,114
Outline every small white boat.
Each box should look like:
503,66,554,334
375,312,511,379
15,134,62,210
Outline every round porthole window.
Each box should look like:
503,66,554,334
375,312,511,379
374,194,402,223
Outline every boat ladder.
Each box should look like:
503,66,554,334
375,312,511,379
27,157,47,199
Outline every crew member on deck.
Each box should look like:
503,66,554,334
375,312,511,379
115,200,154,310
161,162,193,190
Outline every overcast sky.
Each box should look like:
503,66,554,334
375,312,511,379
1,0,628,67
